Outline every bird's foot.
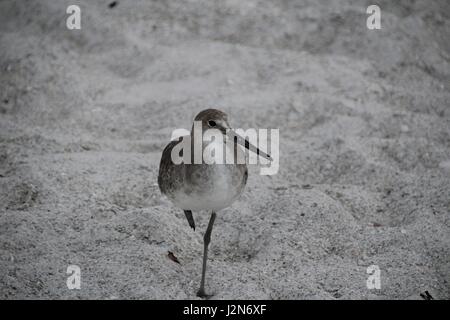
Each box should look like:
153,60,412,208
196,289,213,299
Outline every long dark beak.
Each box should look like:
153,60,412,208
227,129,272,161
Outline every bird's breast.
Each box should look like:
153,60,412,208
179,163,247,211
162,138,248,212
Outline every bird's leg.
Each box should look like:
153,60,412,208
184,210,195,230
197,211,216,298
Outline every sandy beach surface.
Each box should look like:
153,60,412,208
0,0,449,299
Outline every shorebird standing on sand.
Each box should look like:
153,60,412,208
158,109,271,298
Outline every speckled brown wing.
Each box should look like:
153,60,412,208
158,138,185,196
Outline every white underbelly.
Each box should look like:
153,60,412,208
171,171,240,211
171,192,236,211
164,140,246,211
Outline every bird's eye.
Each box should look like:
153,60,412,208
208,120,216,127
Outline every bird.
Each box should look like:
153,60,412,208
158,108,271,298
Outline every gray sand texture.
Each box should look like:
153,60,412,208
0,0,449,299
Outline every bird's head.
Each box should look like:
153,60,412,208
192,108,272,161
194,108,230,134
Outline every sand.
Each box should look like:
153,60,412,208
0,0,449,299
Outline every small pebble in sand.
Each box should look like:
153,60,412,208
438,160,450,171
400,124,409,133
373,222,383,227
167,251,180,264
